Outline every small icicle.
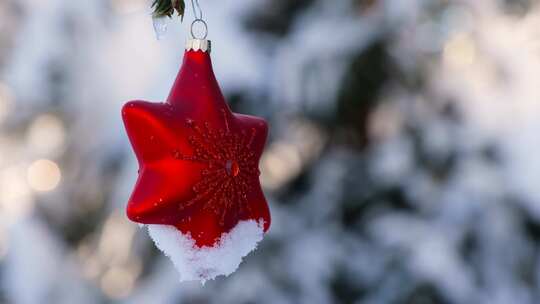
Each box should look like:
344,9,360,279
152,17,169,40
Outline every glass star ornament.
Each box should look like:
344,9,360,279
121,39,270,282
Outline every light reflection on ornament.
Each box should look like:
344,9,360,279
226,159,240,177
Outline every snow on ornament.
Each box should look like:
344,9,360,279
121,27,271,282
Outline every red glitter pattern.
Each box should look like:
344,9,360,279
172,110,259,225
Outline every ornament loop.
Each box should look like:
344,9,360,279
190,18,208,40
191,0,203,20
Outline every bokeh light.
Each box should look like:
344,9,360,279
26,159,61,192
26,114,65,156
0,165,34,219
100,266,136,299
443,32,477,68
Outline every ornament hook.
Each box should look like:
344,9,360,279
189,0,207,40
190,19,208,40
191,0,203,20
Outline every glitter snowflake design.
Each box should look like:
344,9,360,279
172,110,259,225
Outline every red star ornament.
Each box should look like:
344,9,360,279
122,40,270,248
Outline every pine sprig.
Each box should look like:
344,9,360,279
152,0,185,20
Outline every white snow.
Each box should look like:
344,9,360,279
147,220,265,283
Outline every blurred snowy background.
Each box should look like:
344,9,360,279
1,0,540,303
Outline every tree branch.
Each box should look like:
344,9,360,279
152,0,185,20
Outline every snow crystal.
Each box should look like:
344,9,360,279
147,220,265,283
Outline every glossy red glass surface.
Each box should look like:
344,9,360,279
122,50,270,247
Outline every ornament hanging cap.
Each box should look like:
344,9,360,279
186,39,211,52
186,18,210,52
185,0,210,52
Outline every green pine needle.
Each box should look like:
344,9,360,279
152,0,185,20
